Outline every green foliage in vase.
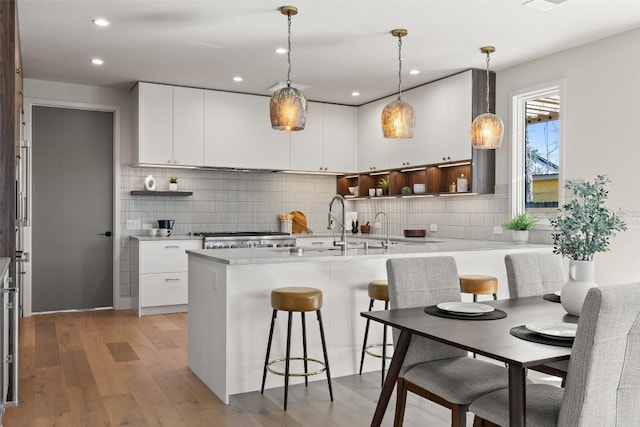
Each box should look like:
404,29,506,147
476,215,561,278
169,176,178,183
549,175,626,261
505,213,537,230
378,176,390,189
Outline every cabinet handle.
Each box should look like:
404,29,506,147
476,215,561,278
164,245,181,249
164,278,180,282
167,160,172,164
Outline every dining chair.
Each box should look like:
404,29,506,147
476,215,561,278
505,252,569,385
470,282,640,426
386,256,510,427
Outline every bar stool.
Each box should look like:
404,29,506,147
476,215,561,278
459,274,499,302
359,279,393,387
261,286,333,410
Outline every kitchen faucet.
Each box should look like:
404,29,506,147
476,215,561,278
373,211,390,249
328,194,347,252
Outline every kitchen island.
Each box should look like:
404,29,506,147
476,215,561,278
186,238,553,403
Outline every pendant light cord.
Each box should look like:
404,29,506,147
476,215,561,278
485,51,491,113
397,35,403,100
286,12,292,87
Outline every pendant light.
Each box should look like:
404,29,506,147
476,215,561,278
471,46,504,149
270,5,307,131
381,29,415,139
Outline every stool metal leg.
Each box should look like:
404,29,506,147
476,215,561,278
359,298,375,375
284,311,293,410
493,293,497,300
473,294,478,303
316,310,333,401
261,309,278,394
301,312,308,387
381,300,389,387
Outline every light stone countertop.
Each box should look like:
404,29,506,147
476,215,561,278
130,235,202,242
187,238,552,265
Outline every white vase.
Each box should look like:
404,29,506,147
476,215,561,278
169,183,178,191
512,230,529,244
561,260,596,316
144,175,156,191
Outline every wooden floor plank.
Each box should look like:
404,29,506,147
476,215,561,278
7,310,481,426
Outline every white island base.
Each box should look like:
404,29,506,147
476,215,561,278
187,243,552,404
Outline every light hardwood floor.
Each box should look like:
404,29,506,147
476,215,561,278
5,309,480,426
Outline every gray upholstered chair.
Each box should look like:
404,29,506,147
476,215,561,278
470,282,640,426
386,256,510,427
505,252,569,385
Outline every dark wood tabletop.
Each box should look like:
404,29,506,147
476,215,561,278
362,296,577,427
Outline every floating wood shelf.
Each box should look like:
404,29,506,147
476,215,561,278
130,190,193,196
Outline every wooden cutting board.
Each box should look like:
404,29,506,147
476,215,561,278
290,211,312,234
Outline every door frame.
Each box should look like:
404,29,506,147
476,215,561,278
22,98,121,316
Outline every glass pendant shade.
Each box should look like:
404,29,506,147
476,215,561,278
471,112,504,149
381,99,416,138
270,86,307,131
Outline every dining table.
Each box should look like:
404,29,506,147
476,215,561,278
361,295,577,427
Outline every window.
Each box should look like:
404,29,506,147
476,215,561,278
512,84,563,220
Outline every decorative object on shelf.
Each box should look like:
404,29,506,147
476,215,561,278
413,183,426,194
401,186,411,195
381,29,415,139
471,46,504,149
456,173,468,192
270,5,307,131
360,221,371,234
504,213,537,244
550,175,626,315
449,182,457,193
348,186,358,196
144,174,156,191
369,188,376,197
351,220,359,234
169,176,178,191
378,176,390,194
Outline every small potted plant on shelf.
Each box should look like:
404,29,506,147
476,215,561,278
378,176,390,195
550,175,626,315
401,186,411,195
504,213,537,243
169,176,178,191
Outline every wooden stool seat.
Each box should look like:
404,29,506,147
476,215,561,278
262,286,333,410
271,287,323,312
368,280,389,302
459,275,499,300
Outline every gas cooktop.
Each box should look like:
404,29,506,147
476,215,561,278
192,231,289,238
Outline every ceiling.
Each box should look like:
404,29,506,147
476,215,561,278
17,0,640,106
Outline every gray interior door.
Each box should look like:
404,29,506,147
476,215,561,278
32,106,113,312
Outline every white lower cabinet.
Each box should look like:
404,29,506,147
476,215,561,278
132,239,201,316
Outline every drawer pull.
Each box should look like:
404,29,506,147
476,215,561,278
164,278,180,282
164,245,181,249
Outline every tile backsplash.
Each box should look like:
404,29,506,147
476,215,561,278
119,168,548,299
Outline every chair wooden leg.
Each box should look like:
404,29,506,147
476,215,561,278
394,377,407,427
472,415,484,427
261,309,277,394
451,404,467,427
359,299,375,375
381,300,389,387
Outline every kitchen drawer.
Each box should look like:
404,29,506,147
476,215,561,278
139,240,201,273
140,272,188,307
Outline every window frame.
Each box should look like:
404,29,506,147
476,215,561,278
510,81,565,226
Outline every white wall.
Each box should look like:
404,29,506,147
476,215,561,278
494,27,640,285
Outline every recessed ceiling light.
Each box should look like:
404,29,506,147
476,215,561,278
351,92,360,97
409,69,420,75
233,76,243,82
275,47,287,55
92,18,109,27
91,58,104,66
522,0,568,11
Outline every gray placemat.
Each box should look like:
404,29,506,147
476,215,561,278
424,305,507,320
543,294,561,303
510,325,574,347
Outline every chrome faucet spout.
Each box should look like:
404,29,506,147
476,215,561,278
374,211,390,249
328,195,347,252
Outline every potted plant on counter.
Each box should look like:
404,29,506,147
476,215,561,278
550,175,626,315
169,176,178,191
504,213,537,243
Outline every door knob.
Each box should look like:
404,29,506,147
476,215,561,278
100,231,112,237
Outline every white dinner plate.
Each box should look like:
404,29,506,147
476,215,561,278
554,291,561,296
525,322,577,339
436,302,495,316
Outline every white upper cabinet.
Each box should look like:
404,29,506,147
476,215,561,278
173,86,205,166
204,90,290,170
290,102,324,171
357,98,390,172
323,104,356,173
445,70,473,162
134,82,205,167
